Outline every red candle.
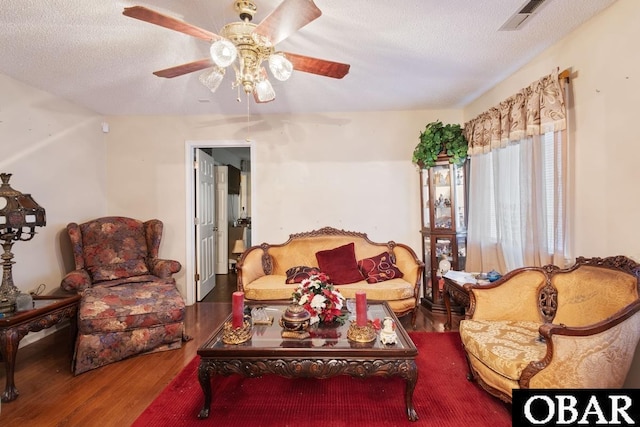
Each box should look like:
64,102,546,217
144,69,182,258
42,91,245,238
232,291,244,329
356,291,367,326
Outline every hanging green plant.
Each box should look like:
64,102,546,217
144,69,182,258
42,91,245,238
412,120,468,168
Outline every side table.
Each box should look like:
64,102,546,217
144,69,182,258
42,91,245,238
0,294,80,402
443,277,470,330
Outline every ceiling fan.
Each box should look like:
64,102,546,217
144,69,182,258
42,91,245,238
123,0,351,104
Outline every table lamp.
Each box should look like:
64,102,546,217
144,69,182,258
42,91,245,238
0,173,46,313
232,239,245,256
231,239,246,273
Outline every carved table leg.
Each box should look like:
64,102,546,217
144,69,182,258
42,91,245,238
404,360,419,421
0,328,24,402
443,286,453,331
197,360,212,419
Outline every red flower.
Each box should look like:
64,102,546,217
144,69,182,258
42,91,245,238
371,318,381,330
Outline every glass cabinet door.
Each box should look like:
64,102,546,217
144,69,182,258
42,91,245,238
432,164,452,229
420,170,430,229
453,163,466,232
423,235,432,299
456,234,467,272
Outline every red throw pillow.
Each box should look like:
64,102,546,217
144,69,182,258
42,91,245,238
357,252,404,284
285,266,320,284
315,243,365,285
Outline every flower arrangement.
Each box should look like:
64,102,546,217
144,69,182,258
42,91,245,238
292,272,347,325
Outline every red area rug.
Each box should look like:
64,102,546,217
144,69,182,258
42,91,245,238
132,332,511,427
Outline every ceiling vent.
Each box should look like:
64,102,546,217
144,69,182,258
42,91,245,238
499,0,549,31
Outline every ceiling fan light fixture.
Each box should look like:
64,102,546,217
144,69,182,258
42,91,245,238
268,53,293,81
255,78,275,102
123,1,350,106
210,39,238,68
199,67,225,92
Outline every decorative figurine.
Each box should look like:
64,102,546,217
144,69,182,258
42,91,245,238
251,306,273,325
487,269,502,282
379,317,398,345
279,304,311,339
437,255,451,277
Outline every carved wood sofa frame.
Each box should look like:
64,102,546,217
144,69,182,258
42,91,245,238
236,226,425,321
460,255,640,403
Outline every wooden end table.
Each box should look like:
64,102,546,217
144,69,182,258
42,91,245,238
0,294,80,402
443,277,470,330
197,301,419,421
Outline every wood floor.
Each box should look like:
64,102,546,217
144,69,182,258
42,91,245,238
0,273,461,427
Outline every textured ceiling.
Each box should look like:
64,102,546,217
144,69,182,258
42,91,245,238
0,0,618,116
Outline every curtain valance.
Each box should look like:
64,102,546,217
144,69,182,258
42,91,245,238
464,69,567,155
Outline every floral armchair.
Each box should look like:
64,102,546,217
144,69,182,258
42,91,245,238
61,216,187,375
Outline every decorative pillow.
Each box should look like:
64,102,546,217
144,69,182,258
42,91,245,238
315,243,364,285
88,259,150,283
358,252,404,284
285,266,320,284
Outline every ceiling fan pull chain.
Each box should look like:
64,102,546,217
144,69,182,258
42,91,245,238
246,92,252,142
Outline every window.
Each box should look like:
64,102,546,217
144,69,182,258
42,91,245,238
467,131,567,271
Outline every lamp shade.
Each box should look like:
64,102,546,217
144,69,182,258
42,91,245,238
268,53,293,81
255,78,275,102
199,67,225,93
0,173,46,236
232,239,246,255
210,39,237,68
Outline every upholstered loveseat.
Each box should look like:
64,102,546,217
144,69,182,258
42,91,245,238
459,255,640,402
61,216,187,375
236,227,424,320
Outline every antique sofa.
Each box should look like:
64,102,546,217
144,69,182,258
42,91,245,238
459,255,640,402
61,216,188,375
236,227,424,320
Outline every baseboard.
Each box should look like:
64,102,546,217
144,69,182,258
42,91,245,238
19,319,71,348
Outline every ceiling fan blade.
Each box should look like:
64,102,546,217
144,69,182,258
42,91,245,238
284,52,350,79
254,0,322,45
153,58,214,78
123,6,222,42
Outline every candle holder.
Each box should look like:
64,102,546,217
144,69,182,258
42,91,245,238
347,321,376,343
222,318,252,344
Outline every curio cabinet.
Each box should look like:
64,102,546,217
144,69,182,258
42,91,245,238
419,154,468,312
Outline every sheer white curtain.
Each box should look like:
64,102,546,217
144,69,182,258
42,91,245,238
464,69,570,273
466,131,567,272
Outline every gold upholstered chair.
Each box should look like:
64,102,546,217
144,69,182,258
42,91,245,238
459,255,640,403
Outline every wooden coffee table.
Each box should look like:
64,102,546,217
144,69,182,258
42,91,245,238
197,301,419,421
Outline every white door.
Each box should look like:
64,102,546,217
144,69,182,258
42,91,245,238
195,149,216,300
214,166,229,273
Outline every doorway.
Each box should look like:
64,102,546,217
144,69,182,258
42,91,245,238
184,140,254,306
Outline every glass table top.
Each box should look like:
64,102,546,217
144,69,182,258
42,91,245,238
199,302,416,354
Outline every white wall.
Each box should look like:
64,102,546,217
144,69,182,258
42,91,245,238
104,110,463,300
0,73,107,296
463,0,640,387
